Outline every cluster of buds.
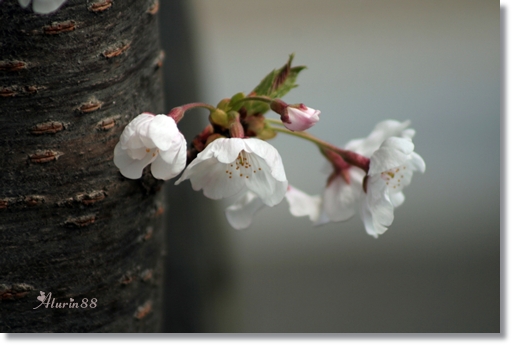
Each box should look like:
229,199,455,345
113,55,425,237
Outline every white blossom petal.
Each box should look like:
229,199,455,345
360,200,379,238
408,151,426,173
127,147,148,160
159,133,187,166
187,158,245,199
211,138,245,164
364,177,394,235
368,137,414,176
390,192,405,208
114,142,156,179
402,128,416,140
243,138,287,182
322,176,358,222
151,135,187,180
148,115,179,151
225,191,266,230
121,113,153,150
345,120,411,156
244,154,287,206
285,186,322,222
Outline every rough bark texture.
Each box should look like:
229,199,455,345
0,0,166,332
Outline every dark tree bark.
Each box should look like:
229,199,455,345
0,0,166,332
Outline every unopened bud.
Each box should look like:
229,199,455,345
216,98,231,111
283,103,320,132
209,108,229,128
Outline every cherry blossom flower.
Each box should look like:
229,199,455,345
284,105,321,131
299,120,424,237
362,137,425,237
114,113,187,180
176,138,288,207
224,186,321,230
17,0,67,13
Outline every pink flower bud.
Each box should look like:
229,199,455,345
283,104,320,131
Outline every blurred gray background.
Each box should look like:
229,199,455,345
159,0,500,332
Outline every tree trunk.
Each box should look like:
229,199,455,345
0,0,166,332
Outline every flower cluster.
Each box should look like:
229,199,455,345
113,55,425,237
315,120,425,237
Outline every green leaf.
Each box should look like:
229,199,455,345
228,92,246,112
252,70,279,98
271,65,306,99
245,54,306,115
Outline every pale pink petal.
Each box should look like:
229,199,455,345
284,107,320,132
